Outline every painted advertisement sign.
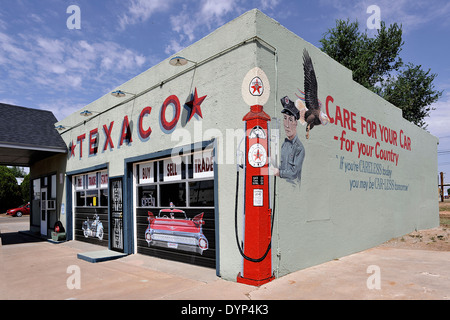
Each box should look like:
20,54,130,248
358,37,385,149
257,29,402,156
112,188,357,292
193,148,214,179
68,88,207,160
277,49,413,193
163,157,182,182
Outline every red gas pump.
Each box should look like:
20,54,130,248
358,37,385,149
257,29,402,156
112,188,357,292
236,68,275,286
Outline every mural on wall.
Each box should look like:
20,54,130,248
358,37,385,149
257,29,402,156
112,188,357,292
110,178,124,252
298,49,330,139
273,96,305,185
145,205,209,255
277,48,413,193
82,214,104,240
136,206,215,268
274,49,330,186
236,67,275,286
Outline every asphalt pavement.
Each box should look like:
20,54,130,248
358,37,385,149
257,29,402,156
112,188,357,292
1,214,449,301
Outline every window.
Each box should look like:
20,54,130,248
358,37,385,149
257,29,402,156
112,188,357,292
135,149,214,208
51,175,57,199
33,179,41,200
189,180,214,207
160,183,186,207
74,170,108,207
138,185,157,207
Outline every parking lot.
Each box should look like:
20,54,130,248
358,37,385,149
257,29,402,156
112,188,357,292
1,213,449,301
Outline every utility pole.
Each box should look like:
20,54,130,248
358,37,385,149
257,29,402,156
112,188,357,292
440,172,444,202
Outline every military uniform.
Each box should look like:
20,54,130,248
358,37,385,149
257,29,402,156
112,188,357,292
279,96,305,184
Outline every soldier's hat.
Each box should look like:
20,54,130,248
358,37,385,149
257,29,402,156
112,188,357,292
281,96,300,120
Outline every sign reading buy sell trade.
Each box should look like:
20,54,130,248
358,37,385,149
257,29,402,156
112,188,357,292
68,88,207,159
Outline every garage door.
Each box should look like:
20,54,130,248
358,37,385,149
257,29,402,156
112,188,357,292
134,149,216,268
73,171,109,247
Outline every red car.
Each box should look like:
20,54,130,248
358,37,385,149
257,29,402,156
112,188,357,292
6,203,30,217
145,207,208,255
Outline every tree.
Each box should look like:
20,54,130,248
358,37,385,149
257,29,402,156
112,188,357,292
320,19,442,128
21,174,30,203
0,166,22,212
320,19,403,90
376,63,442,128
8,166,26,178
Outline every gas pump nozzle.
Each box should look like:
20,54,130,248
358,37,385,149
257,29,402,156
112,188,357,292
269,117,280,172
236,136,246,171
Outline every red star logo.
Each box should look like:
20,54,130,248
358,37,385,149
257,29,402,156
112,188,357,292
69,140,76,157
254,149,262,161
186,88,207,122
251,78,262,95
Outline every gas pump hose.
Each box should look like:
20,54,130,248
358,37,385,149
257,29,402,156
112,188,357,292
234,169,276,263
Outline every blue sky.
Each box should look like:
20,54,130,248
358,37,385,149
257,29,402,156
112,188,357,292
1,0,450,182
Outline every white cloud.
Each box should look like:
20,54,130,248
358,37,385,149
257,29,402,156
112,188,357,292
320,0,450,34
28,13,43,24
37,99,85,122
426,94,450,138
201,0,237,26
260,0,280,10
165,38,185,55
0,30,147,101
119,0,173,30
165,0,243,54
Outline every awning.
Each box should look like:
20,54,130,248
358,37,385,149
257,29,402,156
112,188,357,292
0,103,67,166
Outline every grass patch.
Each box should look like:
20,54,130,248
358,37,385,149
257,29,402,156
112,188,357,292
439,200,450,211
440,216,450,227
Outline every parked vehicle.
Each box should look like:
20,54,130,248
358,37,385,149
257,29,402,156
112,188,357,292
82,214,104,240
145,207,208,255
6,203,30,217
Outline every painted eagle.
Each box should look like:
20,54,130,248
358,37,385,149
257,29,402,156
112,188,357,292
302,49,329,139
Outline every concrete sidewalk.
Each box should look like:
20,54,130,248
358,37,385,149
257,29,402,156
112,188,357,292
0,222,449,300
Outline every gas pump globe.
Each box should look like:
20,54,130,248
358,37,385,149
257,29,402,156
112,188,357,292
236,68,275,286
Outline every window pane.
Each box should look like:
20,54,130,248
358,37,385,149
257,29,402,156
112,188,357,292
189,180,215,207
76,191,85,207
159,160,164,182
160,183,186,207
138,185,157,207
100,189,108,207
51,175,56,199
86,190,99,207
33,179,41,200
75,175,84,190
181,158,186,180
188,154,194,179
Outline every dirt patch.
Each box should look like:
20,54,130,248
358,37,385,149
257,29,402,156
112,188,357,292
380,213,450,251
439,211,450,218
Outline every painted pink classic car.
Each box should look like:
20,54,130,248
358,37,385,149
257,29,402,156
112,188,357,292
145,208,208,255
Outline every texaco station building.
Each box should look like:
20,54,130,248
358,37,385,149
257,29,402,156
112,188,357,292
25,10,438,284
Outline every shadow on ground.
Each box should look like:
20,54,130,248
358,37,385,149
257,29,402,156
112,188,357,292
0,231,45,246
